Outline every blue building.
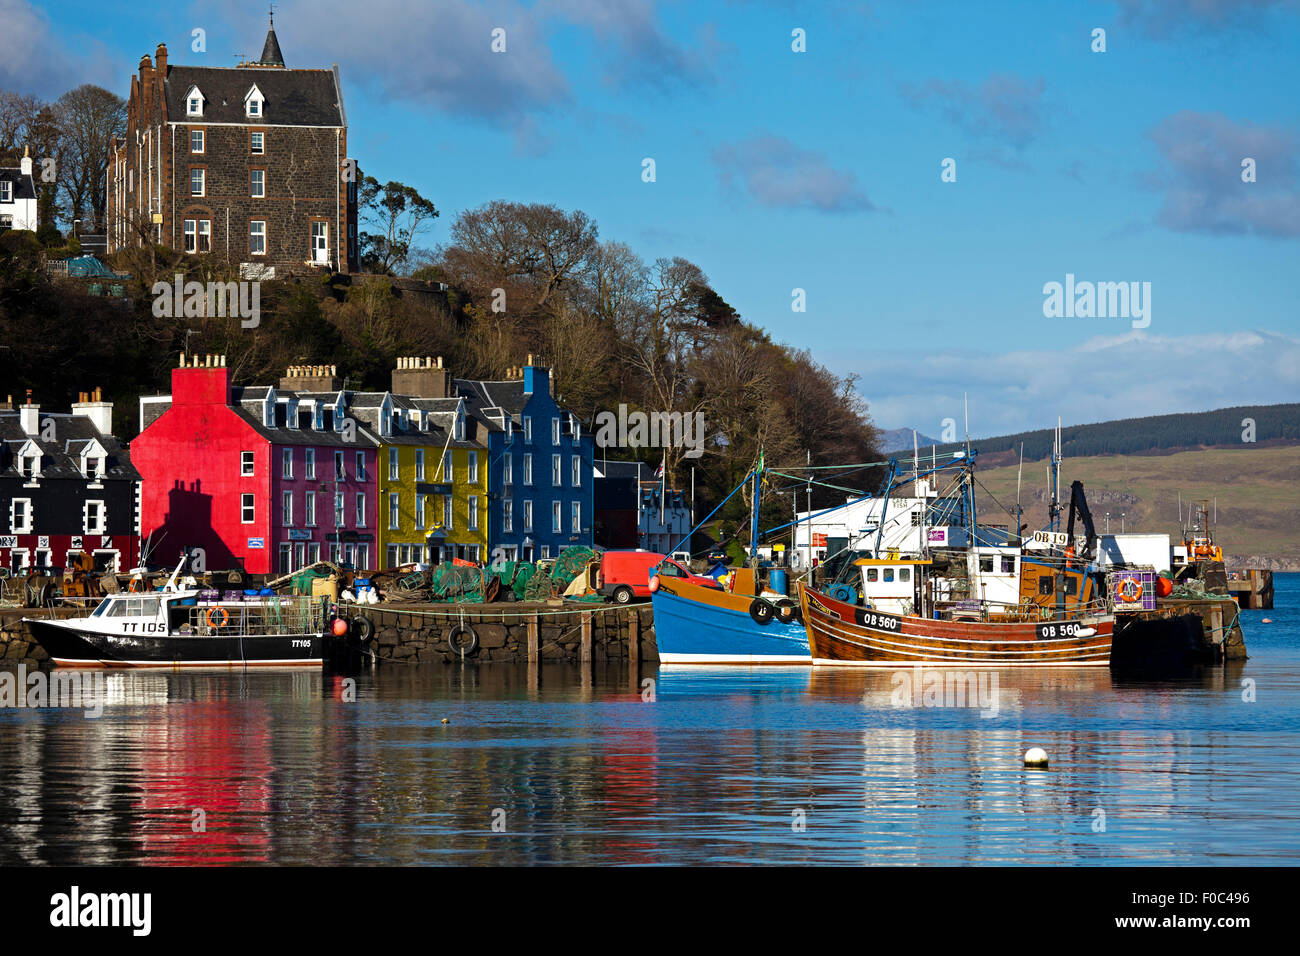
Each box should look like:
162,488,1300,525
455,362,594,562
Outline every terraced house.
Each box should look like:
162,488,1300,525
359,357,489,566
134,358,379,576
0,391,140,574
106,16,358,274
455,361,595,562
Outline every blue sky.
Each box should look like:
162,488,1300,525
6,0,1299,437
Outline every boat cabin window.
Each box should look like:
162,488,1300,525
1038,577,1054,596
866,568,878,582
979,556,994,572
1001,557,1016,574
883,568,894,582
899,567,910,582
105,596,162,617
657,561,684,578
1063,577,1078,596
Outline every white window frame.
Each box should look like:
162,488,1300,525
250,168,265,198
503,452,513,485
468,451,478,484
241,494,255,524
503,498,513,533
305,448,316,479
553,501,562,534
571,501,581,535
305,491,316,527
388,447,399,481
415,494,426,530
523,500,533,533
355,492,367,528
356,451,367,481
282,490,293,527
190,167,205,197
415,449,425,481
552,454,562,487
249,220,266,255
282,448,293,478
571,454,581,487
523,416,532,442
250,131,265,155
552,417,561,445
468,496,479,532
10,498,33,534
443,496,454,530
190,129,204,154
523,454,533,486
241,450,255,476
389,493,400,530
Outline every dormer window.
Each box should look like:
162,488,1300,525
79,439,107,479
455,409,466,442
185,86,204,117
19,452,40,478
244,84,265,119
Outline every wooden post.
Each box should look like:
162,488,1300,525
527,612,540,663
1209,603,1224,646
580,612,592,667
629,608,641,667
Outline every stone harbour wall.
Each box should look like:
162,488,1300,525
343,602,658,666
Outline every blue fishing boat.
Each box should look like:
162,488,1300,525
651,456,811,665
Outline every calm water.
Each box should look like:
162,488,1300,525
1,575,1297,866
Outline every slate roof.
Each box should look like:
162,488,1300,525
0,166,36,202
0,412,139,481
454,379,528,422
165,65,344,127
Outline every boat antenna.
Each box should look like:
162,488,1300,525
1015,441,1024,539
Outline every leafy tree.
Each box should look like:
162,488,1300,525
357,176,439,275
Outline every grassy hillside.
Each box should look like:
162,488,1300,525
969,445,1300,569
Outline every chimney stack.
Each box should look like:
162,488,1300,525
20,146,32,178
155,43,168,74
279,364,341,392
19,392,40,436
72,387,115,437
391,355,452,399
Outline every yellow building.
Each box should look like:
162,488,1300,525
372,395,488,567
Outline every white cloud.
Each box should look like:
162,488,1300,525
841,329,1300,437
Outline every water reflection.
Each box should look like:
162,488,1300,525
0,650,1296,865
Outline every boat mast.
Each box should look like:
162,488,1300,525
1015,441,1024,541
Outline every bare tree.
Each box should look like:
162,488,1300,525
54,84,125,225
0,90,42,155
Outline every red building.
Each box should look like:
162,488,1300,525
133,354,378,575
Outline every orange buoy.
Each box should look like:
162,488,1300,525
1155,576,1174,598
331,618,349,637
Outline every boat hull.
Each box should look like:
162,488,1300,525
652,580,810,664
798,584,1112,667
25,619,324,668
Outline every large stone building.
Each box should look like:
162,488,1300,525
106,16,358,274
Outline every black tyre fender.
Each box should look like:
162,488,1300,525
447,623,480,657
774,598,801,624
612,585,634,605
351,616,374,643
749,598,775,625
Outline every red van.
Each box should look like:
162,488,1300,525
599,551,717,604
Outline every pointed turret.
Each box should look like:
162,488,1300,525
258,12,285,67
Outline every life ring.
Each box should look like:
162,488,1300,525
1118,577,1143,602
128,578,141,593
206,606,230,628
774,598,801,624
749,598,775,625
351,616,374,642
447,623,479,657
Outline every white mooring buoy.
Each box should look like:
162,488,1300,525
1024,747,1049,767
